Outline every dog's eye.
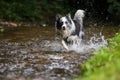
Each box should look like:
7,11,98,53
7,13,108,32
60,22,63,25
65,21,68,24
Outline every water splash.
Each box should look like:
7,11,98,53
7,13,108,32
68,32,108,53
39,32,108,53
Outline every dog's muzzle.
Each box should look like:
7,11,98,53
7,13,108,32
62,26,65,30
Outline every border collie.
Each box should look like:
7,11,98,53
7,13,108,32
55,9,85,51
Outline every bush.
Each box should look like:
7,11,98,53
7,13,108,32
75,33,120,80
107,0,120,21
0,0,119,25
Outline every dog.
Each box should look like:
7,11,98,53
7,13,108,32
55,9,85,51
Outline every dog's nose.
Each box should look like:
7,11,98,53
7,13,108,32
62,26,65,30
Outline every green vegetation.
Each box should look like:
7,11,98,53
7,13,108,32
0,27,4,32
108,0,120,21
0,0,69,24
0,0,119,25
76,33,120,80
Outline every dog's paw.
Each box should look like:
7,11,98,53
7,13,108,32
67,36,73,42
55,36,60,40
62,40,69,51
67,35,78,44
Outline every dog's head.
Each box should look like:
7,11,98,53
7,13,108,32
55,14,75,38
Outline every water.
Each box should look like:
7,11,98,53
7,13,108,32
0,26,119,80
68,32,108,53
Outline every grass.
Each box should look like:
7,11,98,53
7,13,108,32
0,27,4,32
75,33,120,80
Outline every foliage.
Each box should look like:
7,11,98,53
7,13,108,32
0,0,41,21
0,0,119,24
75,33,120,80
107,0,120,21
0,27,4,32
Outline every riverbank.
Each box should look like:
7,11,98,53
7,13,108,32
76,33,120,80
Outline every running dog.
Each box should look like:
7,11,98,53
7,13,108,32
55,9,85,51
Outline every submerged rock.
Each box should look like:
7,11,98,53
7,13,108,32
0,22,18,27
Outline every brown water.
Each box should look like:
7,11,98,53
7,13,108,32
0,26,119,80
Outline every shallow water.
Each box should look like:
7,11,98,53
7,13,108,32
0,26,119,80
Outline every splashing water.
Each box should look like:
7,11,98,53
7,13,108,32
41,32,108,53
68,32,108,53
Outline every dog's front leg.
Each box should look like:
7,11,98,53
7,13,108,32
62,40,69,51
67,35,78,44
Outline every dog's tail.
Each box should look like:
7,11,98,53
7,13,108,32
73,9,85,39
73,9,85,28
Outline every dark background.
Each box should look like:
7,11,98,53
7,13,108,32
0,0,119,25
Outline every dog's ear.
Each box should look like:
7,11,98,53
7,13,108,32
66,13,72,23
56,14,62,20
66,13,72,20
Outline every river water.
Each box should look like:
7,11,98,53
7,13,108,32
0,26,119,80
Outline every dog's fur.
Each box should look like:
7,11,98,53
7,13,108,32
55,9,85,51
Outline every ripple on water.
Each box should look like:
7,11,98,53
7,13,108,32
0,26,118,80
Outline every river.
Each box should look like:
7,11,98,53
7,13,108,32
0,25,119,80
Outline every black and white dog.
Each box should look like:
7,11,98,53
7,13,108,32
55,9,85,51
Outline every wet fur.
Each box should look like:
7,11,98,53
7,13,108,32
55,9,85,51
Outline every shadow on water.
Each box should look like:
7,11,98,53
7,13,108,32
0,26,120,80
